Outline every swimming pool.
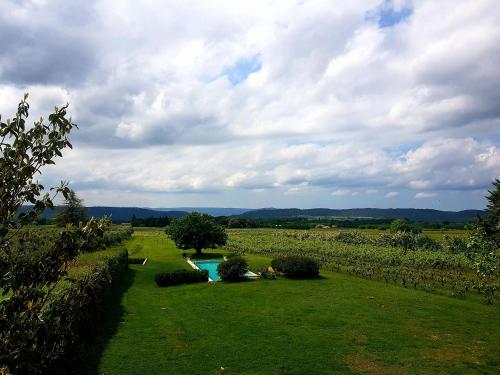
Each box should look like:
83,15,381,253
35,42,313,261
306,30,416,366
192,259,222,281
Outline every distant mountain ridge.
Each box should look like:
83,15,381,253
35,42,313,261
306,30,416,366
154,207,254,216
21,206,484,223
239,208,484,223
20,206,187,222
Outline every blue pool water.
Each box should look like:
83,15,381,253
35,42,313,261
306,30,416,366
192,259,222,281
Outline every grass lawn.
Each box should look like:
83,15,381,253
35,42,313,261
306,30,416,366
80,228,499,375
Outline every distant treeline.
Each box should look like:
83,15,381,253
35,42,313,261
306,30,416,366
213,216,468,230
129,215,470,230
34,213,469,230
131,215,172,227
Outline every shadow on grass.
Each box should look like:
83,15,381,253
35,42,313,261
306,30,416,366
278,274,328,281
77,267,136,375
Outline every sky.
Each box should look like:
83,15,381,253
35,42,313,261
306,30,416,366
0,0,499,210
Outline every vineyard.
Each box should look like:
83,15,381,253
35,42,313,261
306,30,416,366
225,228,499,302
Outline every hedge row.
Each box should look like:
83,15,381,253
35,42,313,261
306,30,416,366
25,248,128,374
155,269,208,287
82,226,134,252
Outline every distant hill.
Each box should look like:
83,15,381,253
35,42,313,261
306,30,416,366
20,206,187,222
239,208,484,223
20,206,484,223
154,207,254,216
85,207,187,221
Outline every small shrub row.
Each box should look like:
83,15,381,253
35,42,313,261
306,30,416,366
271,256,319,278
155,269,208,287
217,257,248,281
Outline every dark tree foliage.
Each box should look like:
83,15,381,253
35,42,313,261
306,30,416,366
217,256,248,281
0,95,110,374
483,178,500,244
271,256,319,278
166,212,227,255
466,179,500,304
52,190,88,226
131,215,171,227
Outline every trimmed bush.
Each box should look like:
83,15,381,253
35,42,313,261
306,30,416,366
271,256,319,278
155,269,208,287
217,256,248,281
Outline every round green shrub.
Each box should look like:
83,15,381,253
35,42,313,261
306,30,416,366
271,256,319,278
217,256,248,281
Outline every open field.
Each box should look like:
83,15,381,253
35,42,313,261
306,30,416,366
80,228,500,375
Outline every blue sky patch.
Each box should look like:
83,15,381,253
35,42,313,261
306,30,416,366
378,2,412,28
223,56,262,85
366,1,413,28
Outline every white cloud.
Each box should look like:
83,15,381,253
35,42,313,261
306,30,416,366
415,192,437,199
331,189,351,196
386,192,399,198
0,0,499,209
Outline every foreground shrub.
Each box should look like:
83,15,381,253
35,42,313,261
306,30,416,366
217,256,248,281
271,256,319,278
155,269,208,287
1,248,129,374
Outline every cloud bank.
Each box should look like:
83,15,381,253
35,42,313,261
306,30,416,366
0,0,499,209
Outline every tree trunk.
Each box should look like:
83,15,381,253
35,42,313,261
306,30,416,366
195,247,202,255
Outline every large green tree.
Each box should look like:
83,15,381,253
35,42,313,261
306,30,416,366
166,212,227,255
52,190,88,226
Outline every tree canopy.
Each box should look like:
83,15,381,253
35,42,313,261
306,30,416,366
53,190,88,226
166,212,227,255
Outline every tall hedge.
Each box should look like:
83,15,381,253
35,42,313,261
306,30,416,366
3,248,128,374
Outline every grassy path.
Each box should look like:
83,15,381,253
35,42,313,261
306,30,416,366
82,228,500,375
